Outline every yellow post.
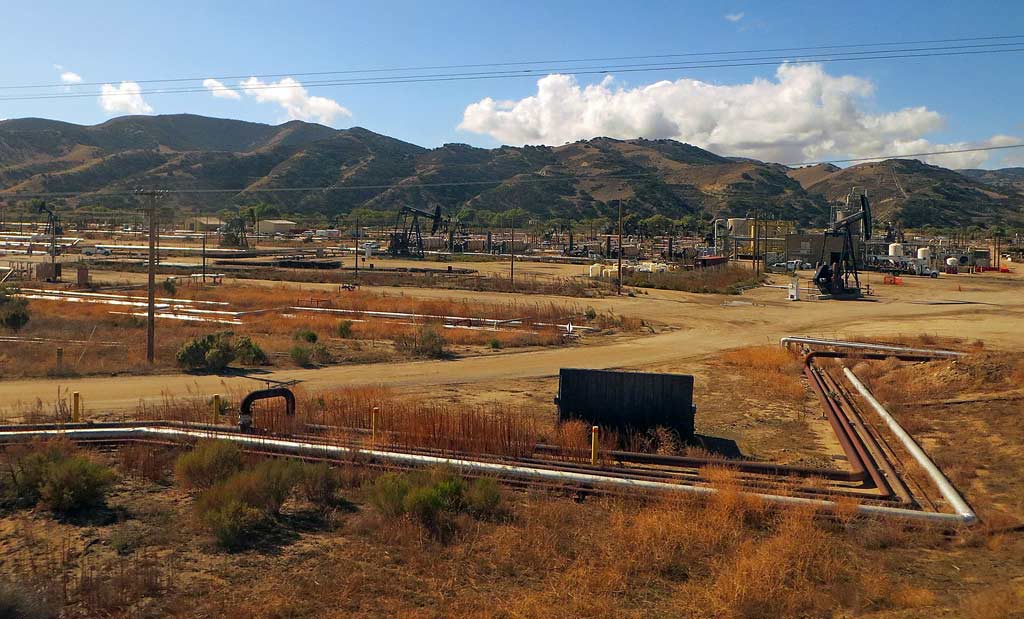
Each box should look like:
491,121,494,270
591,425,599,466
371,406,379,446
212,394,221,424
72,392,81,423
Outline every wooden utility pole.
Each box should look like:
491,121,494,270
753,210,760,277
136,189,164,365
202,224,208,284
509,213,516,290
617,200,623,295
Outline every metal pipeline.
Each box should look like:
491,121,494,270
781,337,964,358
842,368,977,525
803,362,871,483
816,368,913,506
0,424,973,524
303,423,861,481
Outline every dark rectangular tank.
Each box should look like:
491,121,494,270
555,368,696,437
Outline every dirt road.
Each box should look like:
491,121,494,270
2,269,1021,416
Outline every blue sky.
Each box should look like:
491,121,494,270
1,1,1022,167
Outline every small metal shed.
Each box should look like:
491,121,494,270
554,368,696,437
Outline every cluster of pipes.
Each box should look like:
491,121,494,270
0,337,975,526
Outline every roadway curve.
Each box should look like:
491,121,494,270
2,275,1021,416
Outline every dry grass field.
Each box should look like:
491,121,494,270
2,341,1023,618
1,263,1023,618
0,283,638,379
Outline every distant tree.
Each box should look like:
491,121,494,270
640,214,675,236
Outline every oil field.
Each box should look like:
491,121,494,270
2,5,1024,619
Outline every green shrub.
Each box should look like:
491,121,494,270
194,459,304,549
3,439,79,507
248,460,304,514
0,286,29,332
234,336,268,365
365,471,503,530
402,486,445,529
366,473,411,517
294,328,318,343
161,278,177,296
299,463,341,509
488,338,503,350
0,580,58,619
431,477,465,511
176,332,236,372
174,440,244,489
336,320,354,338
289,345,312,367
395,324,448,358
465,478,503,518
38,456,116,513
197,494,264,550
584,306,598,321
310,343,333,365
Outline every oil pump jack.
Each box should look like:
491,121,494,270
37,201,63,281
388,204,442,258
813,190,872,299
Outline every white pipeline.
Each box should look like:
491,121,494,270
843,367,976,524
0,425,975,525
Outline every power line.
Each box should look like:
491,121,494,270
2,144,1021,201
2,45,1023,103
4,33,1022,91
785,143,1024,166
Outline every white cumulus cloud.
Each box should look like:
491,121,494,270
724,12,745,22
98,81,154,115
203,78,241,100
888,134,1024,169
53,64,82,86
239,77,351,125
458,65,1017,167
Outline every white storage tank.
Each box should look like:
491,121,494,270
945,256,959,267
888,243,904,257
588,263,603,278
917,247,931,261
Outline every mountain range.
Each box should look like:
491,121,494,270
1,114,1021,227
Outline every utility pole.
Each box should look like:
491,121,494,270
354,216,359,283
753,210,760,277
202,223,208,284
136,189,165,365
509,212,516,290
617,200,623,295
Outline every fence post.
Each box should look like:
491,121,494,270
591,425,599,466
371,406,379,446
72,392,81,423
212,394,221,424
56,347,64,372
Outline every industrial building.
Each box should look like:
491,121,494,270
714,217,797,261
185,216,224,232
786,233,862,266
256,219,298,235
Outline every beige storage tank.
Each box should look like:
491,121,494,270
917,247,931,261
945,257,959,267
888,243,904,257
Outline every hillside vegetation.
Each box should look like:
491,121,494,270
788,159,1024,227
2,114,1022,226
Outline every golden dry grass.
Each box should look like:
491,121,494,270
719,345,806,400
1,281,637,377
